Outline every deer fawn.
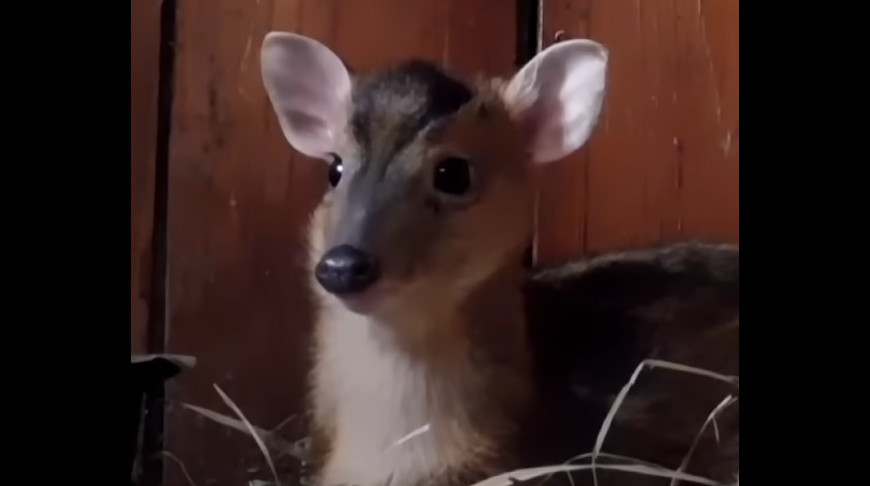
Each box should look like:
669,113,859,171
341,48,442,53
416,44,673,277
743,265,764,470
261,32,739,486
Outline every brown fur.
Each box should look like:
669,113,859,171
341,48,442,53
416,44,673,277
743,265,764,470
303,60,739,486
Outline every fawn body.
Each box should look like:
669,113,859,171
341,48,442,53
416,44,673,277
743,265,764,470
261,33,738,486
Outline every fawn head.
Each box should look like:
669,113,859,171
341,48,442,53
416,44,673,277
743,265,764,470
261,33,608,315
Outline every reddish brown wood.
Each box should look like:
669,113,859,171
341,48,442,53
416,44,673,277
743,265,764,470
163,1,515,484
536,0,739,264
130,0,162,354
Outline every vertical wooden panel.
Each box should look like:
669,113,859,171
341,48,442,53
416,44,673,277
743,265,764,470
163,1,515,484
536,0,739,264
130,0,162,354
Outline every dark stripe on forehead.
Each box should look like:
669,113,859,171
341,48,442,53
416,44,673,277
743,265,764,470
351,60,474,163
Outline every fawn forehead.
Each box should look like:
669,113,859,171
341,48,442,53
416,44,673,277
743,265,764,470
349,60,476,167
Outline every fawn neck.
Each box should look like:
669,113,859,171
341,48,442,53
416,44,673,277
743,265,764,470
308,205,534,484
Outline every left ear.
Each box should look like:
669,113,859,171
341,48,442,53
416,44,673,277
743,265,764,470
501,39,609,164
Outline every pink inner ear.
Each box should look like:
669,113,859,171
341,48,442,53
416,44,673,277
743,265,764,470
261,32,353,158
278,111,341,160
286,112,332,141
503,40,608,164
514,84,570,164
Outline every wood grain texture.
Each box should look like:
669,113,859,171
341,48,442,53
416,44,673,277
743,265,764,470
163,1,515,484
535,0,739,264
130,0,162,354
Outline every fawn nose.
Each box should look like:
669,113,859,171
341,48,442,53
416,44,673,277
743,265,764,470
315,245,380,294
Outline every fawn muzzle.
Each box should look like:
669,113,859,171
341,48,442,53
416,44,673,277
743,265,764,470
315,244,381,294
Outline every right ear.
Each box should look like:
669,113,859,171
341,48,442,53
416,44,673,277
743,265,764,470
501,39,608,164
260,32,352,159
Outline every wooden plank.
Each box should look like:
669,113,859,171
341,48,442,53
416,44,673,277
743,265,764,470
130,0,162,354
163,1,516,484
536,0,739,264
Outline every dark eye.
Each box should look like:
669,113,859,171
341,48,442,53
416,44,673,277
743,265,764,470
433,156,472,196
328,154,343,188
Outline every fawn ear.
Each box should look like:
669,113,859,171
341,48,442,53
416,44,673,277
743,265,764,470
261,32,352,160
502,39,609,164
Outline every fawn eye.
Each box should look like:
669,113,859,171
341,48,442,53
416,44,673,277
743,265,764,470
433,156,472,196
327,154,343,188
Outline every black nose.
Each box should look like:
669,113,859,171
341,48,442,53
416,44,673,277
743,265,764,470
315,245,380,294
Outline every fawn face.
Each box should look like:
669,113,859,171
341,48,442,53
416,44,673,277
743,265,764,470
261,33,608,315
